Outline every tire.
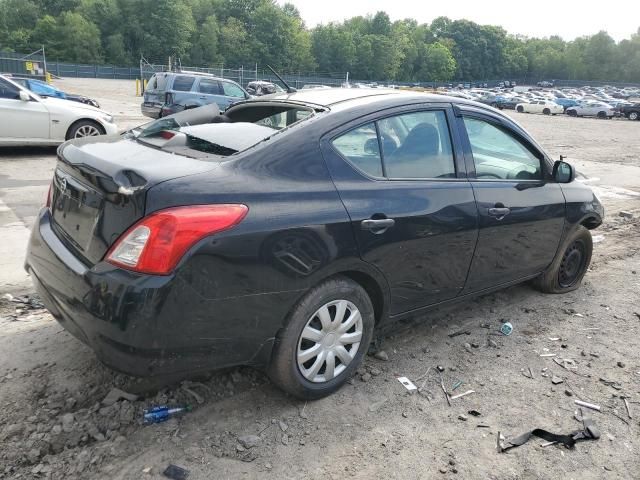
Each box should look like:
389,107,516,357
543,108,551,115
516,105,524,113
268,276,375,399
597,111,607,119
66,119,105,140
532,225,593,294
567,109,577,117
629,111,639,121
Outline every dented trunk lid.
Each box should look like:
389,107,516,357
51,136,217,265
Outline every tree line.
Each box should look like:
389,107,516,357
1,0,639,83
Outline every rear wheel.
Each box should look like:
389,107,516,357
516,105,524,113
597,111,607,119
66,120,104,140
567,109,577,117
533,226,593,294
268,276,375,399
543,108,551,115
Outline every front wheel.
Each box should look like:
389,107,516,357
268,276,375,399
532,226,593,294
597,111,607,119
629,111,639,121
516,105,524,113
66,119,105,140
543,108,551,115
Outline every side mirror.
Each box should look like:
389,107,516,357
553,160,575,183
19,90,31,102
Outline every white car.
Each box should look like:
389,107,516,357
566,102,615,118
515,101,564,115
0,74,118,146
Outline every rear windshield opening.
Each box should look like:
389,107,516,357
133,103,317,158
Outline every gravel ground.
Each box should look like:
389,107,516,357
0,79,639,479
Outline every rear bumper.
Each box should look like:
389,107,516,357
25,209,282,377
141,103,161,119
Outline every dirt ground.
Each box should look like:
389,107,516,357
1,79,639,479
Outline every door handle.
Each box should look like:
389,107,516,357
361,218,395,234
488,207,511,220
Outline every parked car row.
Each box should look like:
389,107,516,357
440,84,640,120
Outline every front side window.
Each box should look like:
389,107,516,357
332,123,383,177
0,78,20,99
463,117,542,180
378,110,456,179
222,81,246,98
172,75,195,92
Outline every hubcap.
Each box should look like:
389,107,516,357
631,112,639,120
297,300,363,383
558,240,586,288
75,125,101,138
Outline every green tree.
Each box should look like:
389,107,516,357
417,42,457,81
56,12,102,62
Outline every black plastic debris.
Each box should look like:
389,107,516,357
163,464,190,480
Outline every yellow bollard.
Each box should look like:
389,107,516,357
143,78,148,91
45,72,52,84
135,79,140,97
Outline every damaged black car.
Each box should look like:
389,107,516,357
25,89,603,399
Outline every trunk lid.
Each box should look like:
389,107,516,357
51,136,217,265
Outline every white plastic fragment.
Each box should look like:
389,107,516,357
397,377,417,393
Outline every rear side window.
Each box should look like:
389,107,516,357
378,110,455,179
463,117,542,180
332,123,383,177
172,75,195,92
198,79,221,95
221,81,246,98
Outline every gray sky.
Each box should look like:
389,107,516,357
277,0,639,42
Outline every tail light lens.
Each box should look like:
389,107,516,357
165,92,174,105
105,204,248,275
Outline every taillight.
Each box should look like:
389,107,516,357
165,92,173,105
105,205,248,275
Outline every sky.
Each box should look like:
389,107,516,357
277,0,640,42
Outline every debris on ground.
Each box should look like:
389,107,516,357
373,350,389,361
500,322,513,336
162,464,190,480
143,405,192,424
450,390,475,400
497,418,600,453
397,376,417,393
575,400,601,411
237,435,262,449
448,330,471,338
102,387,139,406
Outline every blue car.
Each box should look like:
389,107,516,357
11,77,100,108
141,72,251,118
553,98,580,111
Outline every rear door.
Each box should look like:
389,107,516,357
455,107,566,293
322,104,478,315
143,73,169,107
195,77,223,107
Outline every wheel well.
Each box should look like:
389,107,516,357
65,118,105,140
580,216,601,230
339,270,385,325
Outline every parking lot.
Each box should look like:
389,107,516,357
1,79,639,479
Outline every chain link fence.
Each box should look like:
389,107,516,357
2,50,639,89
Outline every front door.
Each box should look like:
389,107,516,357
456,111,566,293
0,78,49,141
322,106,478,315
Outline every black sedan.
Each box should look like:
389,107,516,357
26,90,604,399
